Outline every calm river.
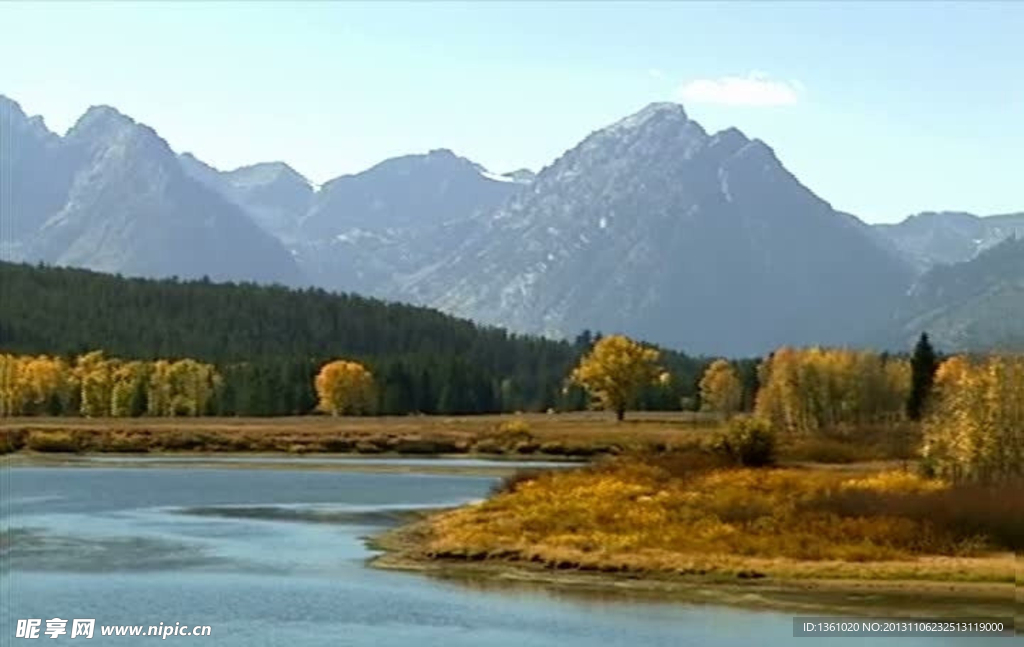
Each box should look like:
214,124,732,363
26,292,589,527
0,462,999,645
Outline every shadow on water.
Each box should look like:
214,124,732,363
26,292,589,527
1,527,226,573
173,504,440,526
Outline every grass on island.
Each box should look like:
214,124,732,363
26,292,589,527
384,451,1019,585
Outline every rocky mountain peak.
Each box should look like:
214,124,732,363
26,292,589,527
227,161,311,189
610,102,688,131
0,94,28,121
68,104,136,137
708,127,750,154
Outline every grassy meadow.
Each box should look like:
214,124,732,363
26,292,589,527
0,412,722,457
0,411,915,463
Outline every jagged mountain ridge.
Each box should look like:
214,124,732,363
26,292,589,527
397,103,916,355
887,236,1024,350
179,153,314,240
180,145,526,296
290,148,524,295
873,211,1024,272
0,96,306,286
6,93,1020,355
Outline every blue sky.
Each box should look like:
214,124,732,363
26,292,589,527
1,1,1020,223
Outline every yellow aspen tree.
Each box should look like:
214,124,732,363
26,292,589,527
19,355,71,415
314,360,375,416
757,347,909,437
568,335,665,421
74,351,117,417
699,359,743,417
147,360,174,417
922,355,1024,483
0,354,23,416
111,361,149,417
166,359,221,416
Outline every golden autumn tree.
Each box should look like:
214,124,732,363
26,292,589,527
111,361,149,417
922,354,1024,483
569,335,665,421
147,360,174,417
699,359,743,417
314,360,376,416
0,354,26,416
167,359,220,416
74,351,117,418
755,347,910,437
18,355,73,415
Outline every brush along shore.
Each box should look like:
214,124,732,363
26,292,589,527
369,453,1018,617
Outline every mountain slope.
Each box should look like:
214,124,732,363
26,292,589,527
0,96,75,256
1,96,306,286
399,103,914,356
179,153,313,239
887,236,1024,351
874,211,1024,271
291,148,523,295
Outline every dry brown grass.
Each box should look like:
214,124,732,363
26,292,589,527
411,454,1017,583
0,412,718,457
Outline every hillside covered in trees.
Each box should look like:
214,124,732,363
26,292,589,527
0,262,710,416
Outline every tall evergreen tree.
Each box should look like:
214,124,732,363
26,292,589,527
907,332,938,421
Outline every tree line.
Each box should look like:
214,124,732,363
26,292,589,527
0,352,220,417
693,335,1021,483
0,262,708,415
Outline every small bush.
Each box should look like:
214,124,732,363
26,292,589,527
710,417,776,467
25,430,80,453
784,438,873,464
155,431,212,451
1,429,28,454
320,437,355,453
101,433,151,453
393,438,460,454
496,419,532,438
473,439,505,455
354,440,385,454
491,468,544,495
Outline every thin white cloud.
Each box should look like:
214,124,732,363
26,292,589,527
676,73,801,107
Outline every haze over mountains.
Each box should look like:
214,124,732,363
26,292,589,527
2,93,1020,355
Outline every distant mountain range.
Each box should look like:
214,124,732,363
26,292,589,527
396,103,914,355
873,211,1024,271
885,236,1024,351
2,93,1020,354
1,96,305,286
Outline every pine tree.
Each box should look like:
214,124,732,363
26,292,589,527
907,332,938,421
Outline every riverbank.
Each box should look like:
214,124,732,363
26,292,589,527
0,414,914,467
0,412,719,458
0,451,580,477
369,455,1019,618
372,526,1014,618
